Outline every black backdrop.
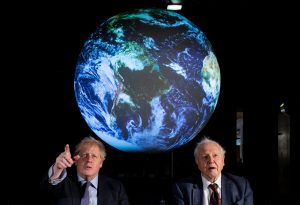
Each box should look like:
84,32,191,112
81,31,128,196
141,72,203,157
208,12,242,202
5,1,298,204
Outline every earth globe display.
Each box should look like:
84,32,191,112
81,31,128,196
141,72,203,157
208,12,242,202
74,8,221,153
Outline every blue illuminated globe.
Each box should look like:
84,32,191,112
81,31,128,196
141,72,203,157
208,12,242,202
74,8,221,153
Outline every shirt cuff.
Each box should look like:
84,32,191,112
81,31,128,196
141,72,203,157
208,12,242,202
48,164,67,185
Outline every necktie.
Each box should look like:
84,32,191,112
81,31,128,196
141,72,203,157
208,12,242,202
208,183,221,205
81,181,91,205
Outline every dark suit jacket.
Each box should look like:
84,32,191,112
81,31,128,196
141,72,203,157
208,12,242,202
171,173,253,205
40,170,130,205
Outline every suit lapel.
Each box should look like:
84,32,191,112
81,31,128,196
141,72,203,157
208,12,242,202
97,175,114,205
193,175,204,205
69,178,83,205
97,175,105,205
221,174,232,204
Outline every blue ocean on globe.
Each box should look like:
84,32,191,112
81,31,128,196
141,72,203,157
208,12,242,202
74,8,221,153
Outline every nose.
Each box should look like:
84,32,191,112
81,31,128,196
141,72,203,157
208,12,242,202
207,155,214,163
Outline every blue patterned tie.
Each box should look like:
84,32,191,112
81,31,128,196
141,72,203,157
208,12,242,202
209,183,220,205
81,181,91,205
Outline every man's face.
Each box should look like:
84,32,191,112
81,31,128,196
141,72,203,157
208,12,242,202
195,142,225,182
76,144,104,181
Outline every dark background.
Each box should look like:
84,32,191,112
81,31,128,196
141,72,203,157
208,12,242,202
5,0,298,204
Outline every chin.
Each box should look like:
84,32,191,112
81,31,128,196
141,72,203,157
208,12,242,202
208,172,219,178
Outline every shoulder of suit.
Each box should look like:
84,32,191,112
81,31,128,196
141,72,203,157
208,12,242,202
98,174,124,184
222,172,248,182
174,175,201,185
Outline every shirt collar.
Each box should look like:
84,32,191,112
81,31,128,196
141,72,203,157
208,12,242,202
78,174,99,189
201,174,222,189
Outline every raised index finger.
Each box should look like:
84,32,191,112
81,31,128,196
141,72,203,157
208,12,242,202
64,144,71,154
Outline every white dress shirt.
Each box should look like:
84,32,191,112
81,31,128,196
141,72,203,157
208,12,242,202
201,174,222,205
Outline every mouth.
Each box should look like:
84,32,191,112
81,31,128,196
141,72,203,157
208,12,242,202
208,167,216,170
85,165,92,169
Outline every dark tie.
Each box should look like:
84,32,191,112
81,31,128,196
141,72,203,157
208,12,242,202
209,183,221,205
81,181,91,205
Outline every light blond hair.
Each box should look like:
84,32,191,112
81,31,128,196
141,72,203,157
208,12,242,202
74,136,106,160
